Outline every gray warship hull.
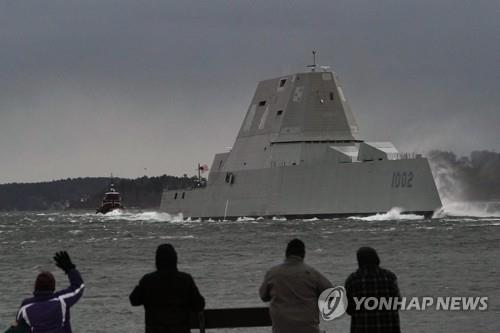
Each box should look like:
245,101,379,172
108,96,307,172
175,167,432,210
161,157,439,219
160,68,441,219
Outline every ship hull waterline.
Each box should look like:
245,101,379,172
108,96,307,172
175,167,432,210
161,158,441,220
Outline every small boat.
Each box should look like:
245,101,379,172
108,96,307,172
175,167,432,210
96,184,123,214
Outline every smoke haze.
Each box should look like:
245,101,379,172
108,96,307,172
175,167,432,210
429,150,500,217
429,150,500,202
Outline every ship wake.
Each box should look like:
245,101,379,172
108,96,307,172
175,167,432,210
429,152,500,218
434,201,500,218
349,207,424,221
102,210,184,222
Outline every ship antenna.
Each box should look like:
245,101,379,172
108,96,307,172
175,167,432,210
306,50,318,72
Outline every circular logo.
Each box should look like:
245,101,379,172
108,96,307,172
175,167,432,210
318,286,348,321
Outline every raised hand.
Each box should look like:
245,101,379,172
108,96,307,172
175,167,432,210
53,251,76,273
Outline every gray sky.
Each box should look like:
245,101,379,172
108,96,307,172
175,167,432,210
1,0,499,183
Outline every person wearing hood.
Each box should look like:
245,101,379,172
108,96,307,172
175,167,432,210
130,243,205,333
345,247,401,333
10,251,84,333
259,238,332,333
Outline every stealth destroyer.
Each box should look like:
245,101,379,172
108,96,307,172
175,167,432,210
160,61,442,219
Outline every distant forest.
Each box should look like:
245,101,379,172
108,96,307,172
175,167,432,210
0,150,499,211
0,175,200,211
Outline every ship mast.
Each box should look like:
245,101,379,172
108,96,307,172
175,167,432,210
306,50,317,72
306,50,331,72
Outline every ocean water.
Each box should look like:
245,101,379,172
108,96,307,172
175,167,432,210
0,208,499,332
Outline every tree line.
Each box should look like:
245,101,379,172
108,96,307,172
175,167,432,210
0,150,499,211
0,175,199,211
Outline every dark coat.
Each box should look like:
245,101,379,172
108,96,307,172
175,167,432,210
345,267,401,333
130,269,205,333
16,269,85,333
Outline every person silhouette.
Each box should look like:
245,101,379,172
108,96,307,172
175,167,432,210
130,243,205,333
345,247,401,333
259,238,332,333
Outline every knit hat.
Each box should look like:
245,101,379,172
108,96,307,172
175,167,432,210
34,271,56,292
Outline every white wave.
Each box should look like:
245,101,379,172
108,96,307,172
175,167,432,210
464,222,500,227
69,212,97,217
101,209,125,217
159,235,196,239
184,217,201,222
434,201,500,218
416,226,436,230
349,207,424,221
272,216,287,221
103,210,184,222
303,217,319,222
236,216,256,222
20,240,37,245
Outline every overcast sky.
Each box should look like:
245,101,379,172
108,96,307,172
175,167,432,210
0,0,498,183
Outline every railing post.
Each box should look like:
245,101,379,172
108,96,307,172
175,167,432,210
198,311,206,333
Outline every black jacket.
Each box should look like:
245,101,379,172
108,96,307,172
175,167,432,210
130,269,205,333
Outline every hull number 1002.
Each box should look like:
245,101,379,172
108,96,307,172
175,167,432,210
391,171,414,188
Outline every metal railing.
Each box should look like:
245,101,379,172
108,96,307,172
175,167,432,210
391,153,422,160
189,307,271,332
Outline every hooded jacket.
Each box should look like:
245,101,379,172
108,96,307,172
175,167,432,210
16,269,85,333
130,245,205,333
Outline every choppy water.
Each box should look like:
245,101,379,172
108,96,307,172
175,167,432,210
0,208,499,332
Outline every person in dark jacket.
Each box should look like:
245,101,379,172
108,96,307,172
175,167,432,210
345,247,401,333
130,243,205,333
12,251,84,333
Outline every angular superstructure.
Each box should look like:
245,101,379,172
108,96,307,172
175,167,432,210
160,68,442,219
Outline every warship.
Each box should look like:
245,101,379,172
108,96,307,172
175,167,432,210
160,58,442,219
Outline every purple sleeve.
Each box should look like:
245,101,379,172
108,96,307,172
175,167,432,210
16,300,32,328
54,268,85,307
